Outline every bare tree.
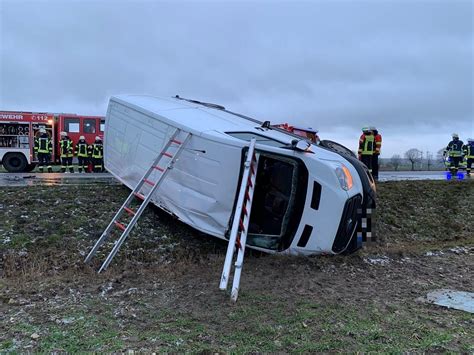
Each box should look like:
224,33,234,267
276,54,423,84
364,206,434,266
437,148,446,163
404,148,423,171
391,154,402,171
426,151,434,171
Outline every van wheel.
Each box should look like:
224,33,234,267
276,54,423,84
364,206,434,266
2,153,28,172
25,163,37,172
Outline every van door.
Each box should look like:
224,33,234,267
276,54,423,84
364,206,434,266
246,153,308,251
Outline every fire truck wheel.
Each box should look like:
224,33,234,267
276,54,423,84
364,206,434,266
2,152,28,172
25,163,37,172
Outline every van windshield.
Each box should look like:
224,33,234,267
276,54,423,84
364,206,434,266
226,132,285,148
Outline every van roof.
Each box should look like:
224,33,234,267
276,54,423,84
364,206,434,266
111,94,298,144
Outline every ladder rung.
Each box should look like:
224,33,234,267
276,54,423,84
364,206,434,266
239,219,245,232
235,234,242,249
171,139,182,145
134,192,145,200
242,204,248,216
247,176,253,188
154,166,165,172
245,188,250,202
124,207,135,216
114,221,126,231
163,152,173,158
144,178,155,186
250,164,255,175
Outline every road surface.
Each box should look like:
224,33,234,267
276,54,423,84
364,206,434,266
0,172,119,186
0,170,470,186
378,170,468,181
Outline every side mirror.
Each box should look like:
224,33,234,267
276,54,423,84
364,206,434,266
292,139,312,152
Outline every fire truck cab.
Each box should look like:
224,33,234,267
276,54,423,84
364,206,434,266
0,111,105,172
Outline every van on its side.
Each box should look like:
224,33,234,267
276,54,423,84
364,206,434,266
104,95,376,255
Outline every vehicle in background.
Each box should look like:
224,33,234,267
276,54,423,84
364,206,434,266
274,123,320,144
0,111,105,172
275,123,358,159
104,95,376,256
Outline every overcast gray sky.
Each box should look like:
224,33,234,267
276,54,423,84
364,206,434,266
1,0,473,157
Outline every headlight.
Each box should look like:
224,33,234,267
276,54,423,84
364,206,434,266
335,164,353,191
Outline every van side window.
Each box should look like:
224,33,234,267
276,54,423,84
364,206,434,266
83,119,96,134
64,118,80,133
100,119,105,132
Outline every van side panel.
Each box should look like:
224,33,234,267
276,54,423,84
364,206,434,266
104,100,242,237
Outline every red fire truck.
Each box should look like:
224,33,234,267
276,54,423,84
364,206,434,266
0,111,105,172
274,123,320,144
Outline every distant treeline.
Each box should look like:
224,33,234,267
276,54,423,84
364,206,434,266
379,148,448,171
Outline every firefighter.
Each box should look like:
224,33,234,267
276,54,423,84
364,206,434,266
444,133,464,175
59,131,74,173
75,135,89,173
370,126,382,180
463,138,474,176
91,136,104,172
358,127,375,174
34,128,53,173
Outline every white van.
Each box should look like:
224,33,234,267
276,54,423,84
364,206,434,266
104,95,376,255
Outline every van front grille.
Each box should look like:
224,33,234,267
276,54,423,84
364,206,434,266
332,194,362,253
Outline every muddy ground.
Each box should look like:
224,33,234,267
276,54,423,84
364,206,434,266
1,180,473,352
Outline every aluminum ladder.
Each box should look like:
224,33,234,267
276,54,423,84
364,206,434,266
84,129,191,272
219,138,259,301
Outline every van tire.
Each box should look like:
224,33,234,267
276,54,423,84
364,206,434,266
2,153,28,172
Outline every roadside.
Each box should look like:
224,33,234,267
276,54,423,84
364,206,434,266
1,180,473,352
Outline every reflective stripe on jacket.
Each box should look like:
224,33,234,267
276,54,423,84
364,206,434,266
60,138,73,157
463,143,474,158
76,141,89,157
92,143,103,158
35,136,52,154
446,140,464,157
359,134,375,155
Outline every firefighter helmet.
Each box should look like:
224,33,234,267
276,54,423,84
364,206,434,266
362,127,370,132
79,135,85,140
452,133,459,139
467,138,474,143
95,136,101,141
39,128,46,133
60,131,67,137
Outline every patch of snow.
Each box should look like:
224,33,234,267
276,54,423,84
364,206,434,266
100,282,114,297
423,289,474,314
447,246,472,254
364,256,391,265
425,251,444,257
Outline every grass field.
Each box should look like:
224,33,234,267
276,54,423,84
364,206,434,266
1,180,473,352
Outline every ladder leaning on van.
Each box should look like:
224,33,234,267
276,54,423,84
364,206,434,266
84,128,191,272
220,138,259,301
